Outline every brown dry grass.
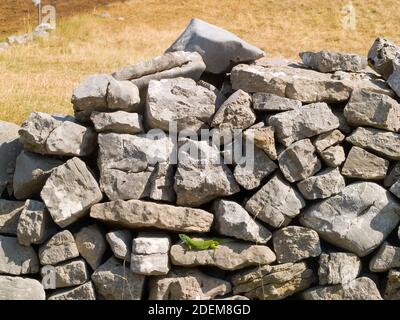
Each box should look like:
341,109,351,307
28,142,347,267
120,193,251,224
1,0,400,124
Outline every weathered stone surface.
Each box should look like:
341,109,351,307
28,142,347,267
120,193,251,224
313,129,345,153
0,235,39,275
252,93,301,112
302,277,382,300
0,276,45,300
278,139,321,182
146,77,216,133
13,151,63,200
149,268,231,300
92,257,145,300
268,103,339,147
344,89,400,132
17,200,56,246
39,230,79,265
41,157,103,228
245,174,305,228
0,200,25,235
90,111,144,134
166,18,263,74
170,239,276,271
243,126,277,160
174,140,240,206
388,54,400,98
320,145,346,167
318,252,361,285
341,146,389,180
106,77,141,111
369,242,400,272
300,182,400,257
384,269,400,300
297,168,346,200
148,162,176,203
346,127,400,160
90,199,214,233
390,181,400,199
368,37,400,79
232,262,316,300
132,232,171,255
213,199,272,244
48,281,96,300
272,226,321,263
385,162,400,188
75,225,107,270
42,259,88,289
300,51,367,73
106,230,132,261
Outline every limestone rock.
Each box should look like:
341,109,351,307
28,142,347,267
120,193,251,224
313,129,345,153
75,225,107,270
48,282,96,300
300,51,367,73
0,276,45,300
39,230,79,265
106,77,141,112
106,230,132,261
384,269,400,300
90,111,144,134
41,259,88,289
388,54,400,98
368,37,400,79
243,126,277,160
318,252,361,285
0,200,25,235
320,145,346,167
148,162,176,203
300,182,400,257
252,93,301,112
369,242,400,272
390,180,400,199
384,162,400,188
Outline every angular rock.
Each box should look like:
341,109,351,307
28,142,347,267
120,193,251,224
245,174,305,228
320,145,346,167
48,281,96,300
268,102,339,147
41,259,88,289
75,225,107,270
344,89,400,132
318,252,361,285
92,257,145,300
213,199,272,244
388,54,400,98
90,111,144,134
13,151,63,200
302,277,382,300
369,242,400,272
106,230,132,261
0,235,39,275
148,162,176,203
166,18,263,74
313,129,345,153
384,269,400,300
272,226,321,263
90,199,213,233
132,232,171,255
300,51,367,73
0,200,25,235
297,168,346,200
170,239,276,271
252,93,301,112
243,126,277,160
278,139,321,182
0,276,45,300
368,37,400,79
341,146,388,180
17,200,57,246
39,230,79,265
106,77,141,111
146,77,216,133
174,140,240,206
390,180,400,199
300,182,400,257
384,162,400,188
149,268,231,300
41,157,103,228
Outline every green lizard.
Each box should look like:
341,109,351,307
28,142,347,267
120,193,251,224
179,234,234,250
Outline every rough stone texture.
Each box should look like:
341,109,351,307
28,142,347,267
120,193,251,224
245,174,305,228
106,230,132,261
146,77,217,133
0,200,25,235
13,151,63,200
148,162,176,203
166,18,263,74
48,281,96,300
384,269,400,300
341,146,389,180
90,199,214,233
106,78,141,111
232,262,316,300
313,130,345,153
170,239,276,271
149,268,231,300
368,37,400,79
390,180,400,199
41,157,103,228
278,139,322,183
42,259,88,289
302,277,382,300
300,51,367,73
17,200,57,246
320,145,346,167
268,103,339,147
344,89,400,132
39,230,79,265
0,276,45,300
252,93,301,112
369,242,400,272
388,54,400,98
213,199,272,244
385,162,400,188
132,232,171,255
243,126,277,160
300,182,400,257
92,257,145,300
297,168,346,200
75,225,107,270
90,111,144,134
272,226,321,263
174,140,240,206
318,252,361,285
0,235,39,275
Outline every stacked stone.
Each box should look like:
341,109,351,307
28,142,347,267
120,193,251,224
1,18,400,300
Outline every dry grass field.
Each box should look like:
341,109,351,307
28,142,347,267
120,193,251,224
1,0,400,124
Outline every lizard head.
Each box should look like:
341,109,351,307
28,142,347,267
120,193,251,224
179,234,190,242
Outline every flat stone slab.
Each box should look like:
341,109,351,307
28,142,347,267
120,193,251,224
90,111,144,134
318,252,361,285
369,242,400,272
0,276,45,300
48,281,96,300
300,51,367,73
0,200,25,236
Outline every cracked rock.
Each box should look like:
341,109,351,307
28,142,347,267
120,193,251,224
318,252,361,285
